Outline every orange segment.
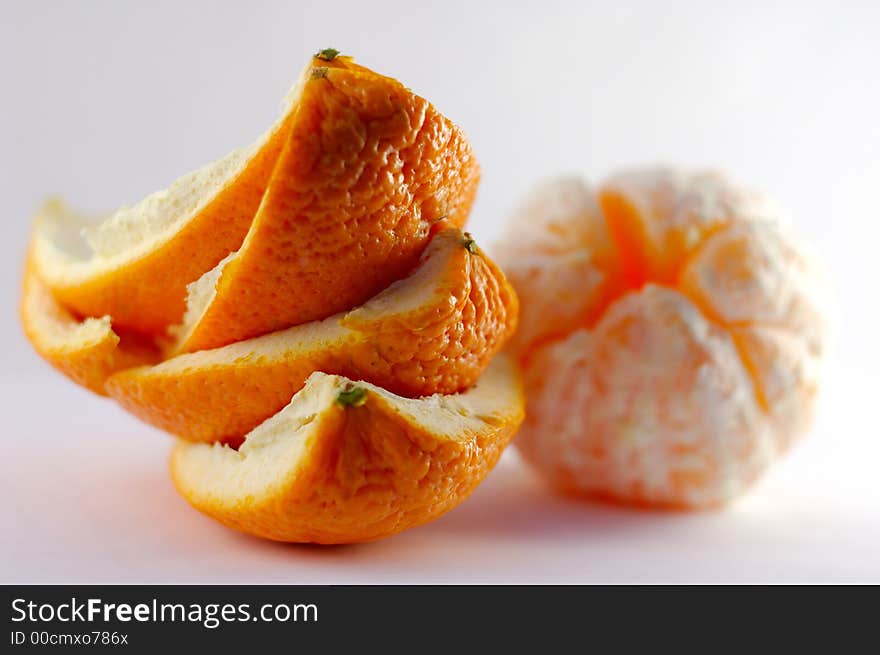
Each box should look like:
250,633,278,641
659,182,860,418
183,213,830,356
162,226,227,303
500,168,830,508
598,167,778,285
173,58,480,352
105,228,517,443
730,325,821,451
170,355,523,544
29,68,304,334
517,285,771,508
20,251,159,395
494,177,619,352
678,221,831,351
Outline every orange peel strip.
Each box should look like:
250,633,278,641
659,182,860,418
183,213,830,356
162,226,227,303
28,69,304,335
20,250,160,394
171,355,523,544
172,56,480,352
20,51,517,545
106,228,517,443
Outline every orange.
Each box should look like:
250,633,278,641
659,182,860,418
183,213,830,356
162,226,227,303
498,168,831,508
106,228,517,443
171,355,523,544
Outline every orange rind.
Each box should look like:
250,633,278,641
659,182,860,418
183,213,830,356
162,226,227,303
20,258,160,395
173,56,479,352
106,228,517,444
20,51,518,544
498,167,830,508
171,355,523,544
29,75,302,335
30,54,479,346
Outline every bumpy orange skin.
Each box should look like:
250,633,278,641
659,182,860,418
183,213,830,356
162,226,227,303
499,169,830,508
177,57,480,352
230,405,513,544
106,229,517,443
20,52,517,545
171,361,524,544
342,233,517,395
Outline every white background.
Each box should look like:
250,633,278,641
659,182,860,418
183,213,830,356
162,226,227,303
2,0,878,582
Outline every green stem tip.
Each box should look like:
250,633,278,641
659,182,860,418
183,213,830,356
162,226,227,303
315,48,340,61
462,233,479,254
336,385,367,408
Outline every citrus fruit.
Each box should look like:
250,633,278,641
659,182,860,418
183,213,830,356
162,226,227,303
497,168,830,508
106,228,517,444
171,355,523,544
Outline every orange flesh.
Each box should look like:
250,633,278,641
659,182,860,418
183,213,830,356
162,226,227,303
540,187,772,360
504,171,829,508
598,192,652,291
585,189,733,329
559,195,781,417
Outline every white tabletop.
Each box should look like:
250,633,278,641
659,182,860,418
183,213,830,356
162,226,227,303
2,363,876,584
2,0,878,583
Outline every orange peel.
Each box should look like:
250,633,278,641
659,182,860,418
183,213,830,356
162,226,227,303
20,51,517,544
171,355,523,544
20,249,160,394
172,55,479,351
30,54,479,346
106,228,517,444
28,75,302,335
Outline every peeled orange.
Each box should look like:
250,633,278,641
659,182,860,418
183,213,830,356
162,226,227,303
497,168,830,508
